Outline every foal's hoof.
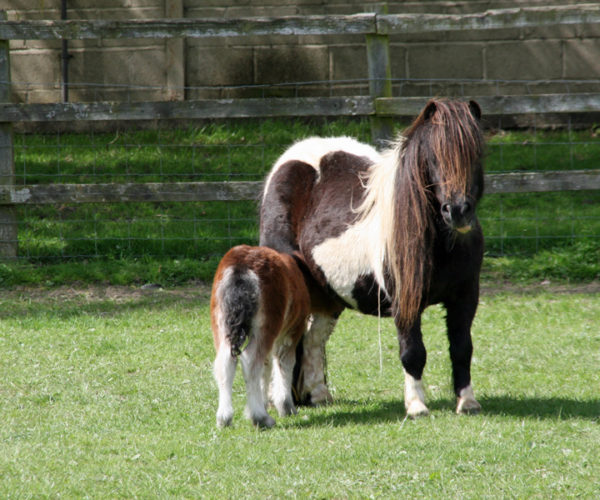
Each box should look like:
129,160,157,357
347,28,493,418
275,399,298,417
406,399,430,418
216,412,233,428
309,385,334,407
456,397,481,415
253,414,276,429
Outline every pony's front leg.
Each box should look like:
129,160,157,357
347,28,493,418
398,317,429,417
294,313,337,406
445,297,481,415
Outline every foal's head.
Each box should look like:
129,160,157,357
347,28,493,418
403,99,485,234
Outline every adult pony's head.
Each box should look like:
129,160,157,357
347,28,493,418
386,99,485,327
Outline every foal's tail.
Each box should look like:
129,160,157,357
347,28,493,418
218,267,260,357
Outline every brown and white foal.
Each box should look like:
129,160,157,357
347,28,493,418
211,245,310,428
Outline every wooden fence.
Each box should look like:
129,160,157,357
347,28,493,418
1,6,600,258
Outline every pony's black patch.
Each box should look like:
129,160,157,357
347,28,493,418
351,274,393,316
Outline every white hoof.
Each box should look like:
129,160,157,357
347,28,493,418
275,398,297,417
456,385,481,415
456,397,481,415
216,411,233,428
406,399,430,418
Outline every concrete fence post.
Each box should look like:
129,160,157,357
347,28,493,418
0,11,18,259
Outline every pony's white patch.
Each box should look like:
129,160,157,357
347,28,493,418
404,370,429,417
311,142,403,306
263,136,380,200
312,218,387,307
456,384,481,414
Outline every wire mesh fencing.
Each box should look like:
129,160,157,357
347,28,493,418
7,78,600,263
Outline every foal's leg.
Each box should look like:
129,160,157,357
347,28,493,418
261,354,273,406
295,313,337,406
240,336,276,429
445,295,481,414
397,317,429,417
214,344,237,428
270,330,301,417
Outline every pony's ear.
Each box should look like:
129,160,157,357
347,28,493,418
468,100,482,121
423,100,437,121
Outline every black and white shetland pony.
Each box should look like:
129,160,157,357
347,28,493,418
260,99,485,417
211,245,310,428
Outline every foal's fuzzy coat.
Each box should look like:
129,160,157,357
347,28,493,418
211,245,310,428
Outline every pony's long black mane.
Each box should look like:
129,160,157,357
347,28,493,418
389,99,484,327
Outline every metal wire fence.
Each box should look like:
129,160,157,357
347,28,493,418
8,78,600,263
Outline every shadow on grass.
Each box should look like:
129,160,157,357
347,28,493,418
288,395,600,428
478,395,600,420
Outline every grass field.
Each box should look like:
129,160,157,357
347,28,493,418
1,284,598,498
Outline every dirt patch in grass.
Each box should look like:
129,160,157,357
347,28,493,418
3,280,597,306
4,282,212,305
480,280,600,295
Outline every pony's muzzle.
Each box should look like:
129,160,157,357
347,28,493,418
441,201,474,233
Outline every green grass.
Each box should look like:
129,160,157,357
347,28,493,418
6,118,600,285
0,286,598,497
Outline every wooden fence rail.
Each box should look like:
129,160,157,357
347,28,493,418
2,93,600,122
1,8,600,258
0,170,599,207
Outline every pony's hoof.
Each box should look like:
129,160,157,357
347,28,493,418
456,397,481,415
275,399,297,417
216,413,233,428
406,399,430,418
309,385,334,406
253,414,276,429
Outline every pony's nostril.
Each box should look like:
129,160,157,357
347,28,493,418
442,203,451,215
461,201,472,215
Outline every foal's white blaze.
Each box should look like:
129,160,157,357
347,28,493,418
263,136,380,200
404,370,429,417
456,384,481,414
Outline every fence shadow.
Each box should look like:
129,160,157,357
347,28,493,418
291,395,599,428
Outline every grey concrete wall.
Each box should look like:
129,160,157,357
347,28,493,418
6,1,600,103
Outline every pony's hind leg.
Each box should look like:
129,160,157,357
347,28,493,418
214,344,237,428
270,332,300,417
240,337,276,429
